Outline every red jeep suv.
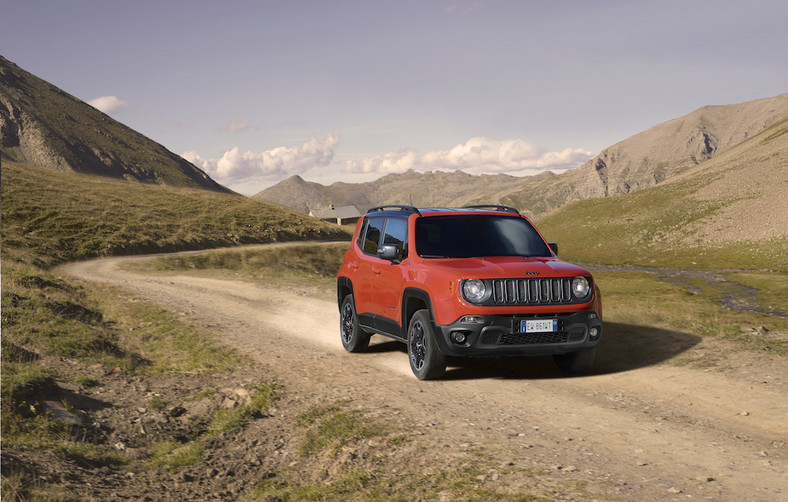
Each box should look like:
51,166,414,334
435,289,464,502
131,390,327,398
336,205,603,380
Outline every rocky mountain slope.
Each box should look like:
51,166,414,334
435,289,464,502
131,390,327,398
255,94,788,216
533,116,788,270
0,56,228,192
670,117,788,245
504,93,788,215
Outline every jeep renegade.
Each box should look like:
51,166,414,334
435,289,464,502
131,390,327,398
336,205,602,380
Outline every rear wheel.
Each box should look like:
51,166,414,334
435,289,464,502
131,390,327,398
407,310,447,380
553,347,595,373
340,295,370,353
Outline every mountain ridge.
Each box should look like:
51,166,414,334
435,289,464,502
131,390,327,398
0,56,228,192
255,93,788,216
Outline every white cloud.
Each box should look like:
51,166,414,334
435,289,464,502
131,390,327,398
182,134,339,183
344,137,594,176
87,96,129,114
219,119,252,133
343,150,420,175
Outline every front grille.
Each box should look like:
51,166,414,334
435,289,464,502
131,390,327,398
492,278,573,305
499,331,569,345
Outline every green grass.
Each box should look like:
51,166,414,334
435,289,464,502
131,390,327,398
204,383,278,437
95,285,246,375
297,403,386,458
140,243,349,297
534,177,788,272
149,441,204,470
149,383,277,472
724,272,788,314
146,242,347,279
592,269,788,360
1,260,136,369
1,161,349,268
0,360,126,469
0,259,259,458
246,466,550,502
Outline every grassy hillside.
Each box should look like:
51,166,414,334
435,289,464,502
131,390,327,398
534,120,788,272
1,160,348,267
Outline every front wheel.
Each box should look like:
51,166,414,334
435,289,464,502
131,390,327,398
340,295,370,353
553,347,595,373
407,310,447,380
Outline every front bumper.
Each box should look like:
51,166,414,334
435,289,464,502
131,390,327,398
433,310,602,357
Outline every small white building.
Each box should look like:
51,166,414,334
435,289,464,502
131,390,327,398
309,204,362,225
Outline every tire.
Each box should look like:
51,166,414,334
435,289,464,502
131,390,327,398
553,347,595,373
407,310,447,380
340,295,370,353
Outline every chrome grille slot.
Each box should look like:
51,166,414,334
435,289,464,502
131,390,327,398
490,278,576,305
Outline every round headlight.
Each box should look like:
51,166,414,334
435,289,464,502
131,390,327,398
463,279,486,303
572,277,590,298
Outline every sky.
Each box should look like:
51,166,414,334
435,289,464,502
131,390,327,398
2,0,787,195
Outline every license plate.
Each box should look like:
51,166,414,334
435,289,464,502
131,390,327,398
521,319,558,333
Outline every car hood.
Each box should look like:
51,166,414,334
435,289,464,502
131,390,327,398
424,256,591,278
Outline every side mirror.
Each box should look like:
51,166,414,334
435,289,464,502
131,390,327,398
378,244,398,261
548,242,559,256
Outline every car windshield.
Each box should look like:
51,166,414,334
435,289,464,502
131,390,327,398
415,214,551,258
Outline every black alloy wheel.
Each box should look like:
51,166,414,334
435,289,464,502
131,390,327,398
407,310,447,380
340,295,370,353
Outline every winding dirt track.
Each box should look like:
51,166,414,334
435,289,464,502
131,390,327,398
61,244,788,501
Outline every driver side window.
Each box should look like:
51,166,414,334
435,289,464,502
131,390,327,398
362,217,385,255
382,217,408,260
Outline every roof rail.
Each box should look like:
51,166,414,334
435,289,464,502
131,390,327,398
367,205,421,214
463,205,520,214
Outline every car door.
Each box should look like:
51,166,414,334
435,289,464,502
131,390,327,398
352,216,385,321
373,217,409,334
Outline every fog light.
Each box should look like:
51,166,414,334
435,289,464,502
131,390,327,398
589,327,600,340
450,331,467,344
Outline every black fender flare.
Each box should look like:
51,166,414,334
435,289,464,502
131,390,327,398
336,276,355,311
401,287,455,353
400,287,441,338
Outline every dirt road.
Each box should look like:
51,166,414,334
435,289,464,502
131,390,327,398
62,246,788,501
